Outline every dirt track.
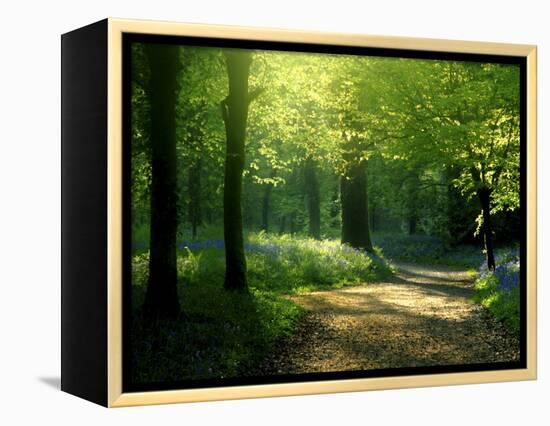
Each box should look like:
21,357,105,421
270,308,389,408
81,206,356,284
257,263,519,375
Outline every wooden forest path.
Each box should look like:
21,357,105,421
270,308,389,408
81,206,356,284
256,263,519,375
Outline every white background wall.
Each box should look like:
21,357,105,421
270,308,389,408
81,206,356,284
0,0,546,423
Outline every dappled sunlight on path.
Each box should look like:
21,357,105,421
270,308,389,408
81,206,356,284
256,263,519,375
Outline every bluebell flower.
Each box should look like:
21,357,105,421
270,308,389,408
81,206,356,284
478,249,520,293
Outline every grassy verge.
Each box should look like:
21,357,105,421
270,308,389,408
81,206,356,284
131,232,392,384
473,249,520,335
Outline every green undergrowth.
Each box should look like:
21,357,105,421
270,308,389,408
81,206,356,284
372,233,485,269
473,274,520,335
131,283,301,383
472,249,520,335
245,232,393,294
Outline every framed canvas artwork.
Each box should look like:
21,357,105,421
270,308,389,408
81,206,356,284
61,18,537,407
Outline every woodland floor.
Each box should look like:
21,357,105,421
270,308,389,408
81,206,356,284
253,262,520,375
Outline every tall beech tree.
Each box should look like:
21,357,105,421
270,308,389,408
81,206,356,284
221,50,262,291
143,44,181,319
341,156,374,251
331,59,375,252
446,64,520,270
367,59,520,268
392,61,522,270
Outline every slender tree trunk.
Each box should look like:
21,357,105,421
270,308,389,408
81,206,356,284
221,51,258,291
143,45,180,319
261,170,275,232
478,187,496,271
369,161,376,233
261,187,270,232
341,160,374,252
289,212,296,235
408,215,417,235
304,158,321,239
188,158,202,240
204,207,212,224
330,183,340,229
279,215,286,234
407,178,420,235
370,202,376,233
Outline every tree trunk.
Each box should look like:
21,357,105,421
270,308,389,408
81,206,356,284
279,215,286,234
143,44,180,319
221,51,257,291
408,215,417,235
330,184,340,228
341,160,374,252
261,170,275,232
304,158,321,239
404,174,419,236
289,212,296,235
261,186,270,232
478,187,496,271
188,158,202,240
370,202,376,233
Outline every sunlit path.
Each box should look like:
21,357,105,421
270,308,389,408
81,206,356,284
256,263,519,375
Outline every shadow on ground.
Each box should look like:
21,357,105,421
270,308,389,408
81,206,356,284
253,262,519,376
